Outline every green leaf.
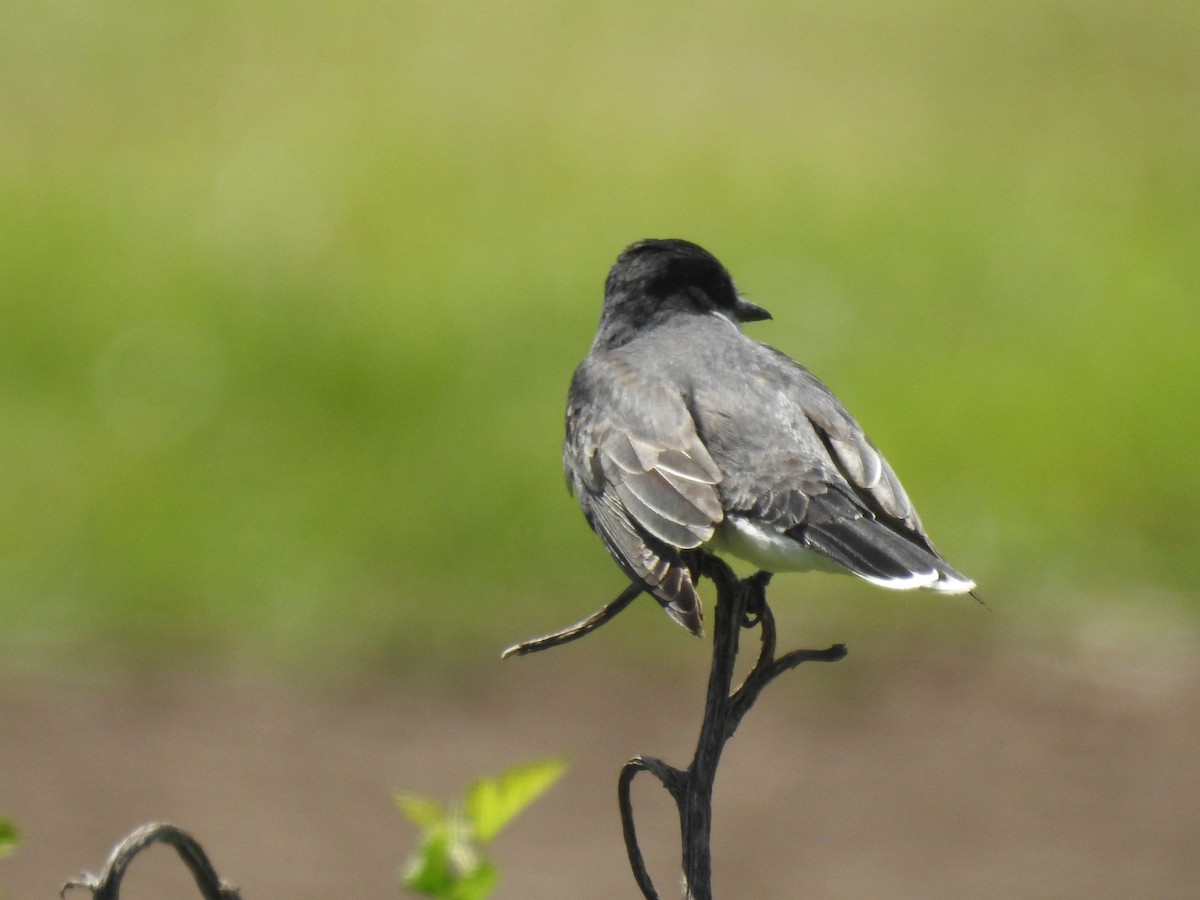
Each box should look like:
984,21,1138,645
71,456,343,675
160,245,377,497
448,861,498,900
402,817,486,898
397,758,567,898
402,829,456,896
465,757,568,845
0,819,19,859
395,794,448,831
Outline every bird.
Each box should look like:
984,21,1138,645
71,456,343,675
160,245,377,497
563,238,975,636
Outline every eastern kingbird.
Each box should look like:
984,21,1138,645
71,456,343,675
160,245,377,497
564,239,975,635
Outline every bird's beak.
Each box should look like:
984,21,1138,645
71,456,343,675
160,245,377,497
735,295,772,322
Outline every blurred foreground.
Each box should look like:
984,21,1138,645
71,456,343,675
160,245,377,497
5,621,1198,900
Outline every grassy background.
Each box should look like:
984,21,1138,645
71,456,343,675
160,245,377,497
2,0,1197,677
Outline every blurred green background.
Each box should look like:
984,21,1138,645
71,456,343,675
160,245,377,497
2,0,1197,678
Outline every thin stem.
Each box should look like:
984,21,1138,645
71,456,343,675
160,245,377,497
679,559,745,899
657,559,845,899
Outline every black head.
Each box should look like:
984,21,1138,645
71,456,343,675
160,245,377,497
595,239,771,347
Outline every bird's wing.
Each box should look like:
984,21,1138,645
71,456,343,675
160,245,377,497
565,355,724,633
714,348,972,592
793,370,922,532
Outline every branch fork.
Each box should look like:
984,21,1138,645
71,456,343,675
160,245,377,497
505,555,846,899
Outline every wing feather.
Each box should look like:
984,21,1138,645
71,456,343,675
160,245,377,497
564,355,724,634
703,346,970,592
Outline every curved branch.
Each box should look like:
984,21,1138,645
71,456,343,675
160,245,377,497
619,756,685,900
62,822,240,900
501,583,642,658
728,595,847,732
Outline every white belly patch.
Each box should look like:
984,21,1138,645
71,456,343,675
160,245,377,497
706,516,843,575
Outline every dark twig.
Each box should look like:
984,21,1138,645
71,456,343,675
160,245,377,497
61,822,240,900
728,598,847,736
501,582,643,658
613,557,845,899
505,556,846,899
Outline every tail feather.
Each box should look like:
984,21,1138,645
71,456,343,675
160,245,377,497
803,516,974,594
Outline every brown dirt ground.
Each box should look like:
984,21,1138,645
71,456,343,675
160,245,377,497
3,627,1199,899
